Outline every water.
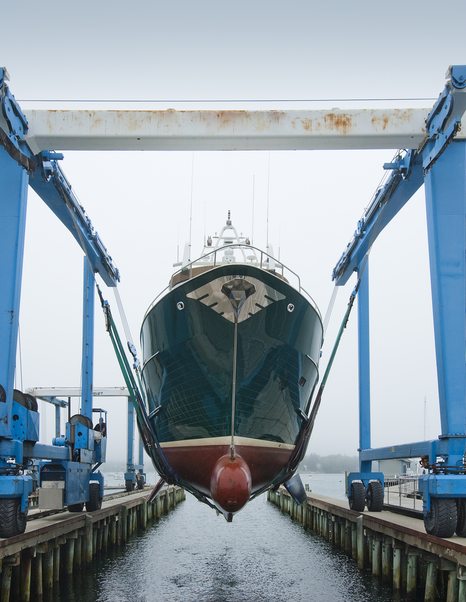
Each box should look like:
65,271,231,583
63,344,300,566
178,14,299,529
57,473,393,602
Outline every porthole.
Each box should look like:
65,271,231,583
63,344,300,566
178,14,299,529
287,303,295,313
177,301,185,310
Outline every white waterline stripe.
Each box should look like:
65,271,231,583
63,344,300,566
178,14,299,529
160,436,295,450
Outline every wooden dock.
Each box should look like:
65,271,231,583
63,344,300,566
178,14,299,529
0,486,185,601
269,488,466,601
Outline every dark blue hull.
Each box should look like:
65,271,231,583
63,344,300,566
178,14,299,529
141,264,323,447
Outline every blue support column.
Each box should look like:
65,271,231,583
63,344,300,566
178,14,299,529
138,435,144,470
0,147,29,438
358,260,372,473
127,401,134,468
80,259,95,420
124,399,136,488
424,139,466,464
55,404,61,438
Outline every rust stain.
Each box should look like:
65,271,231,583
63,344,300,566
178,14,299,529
301,118,312,131
371,109,416,131
323,113,352,134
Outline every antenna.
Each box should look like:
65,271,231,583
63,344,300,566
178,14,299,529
251,174,255,244
266,152,271,251
423,395,427,440
189,152,195,261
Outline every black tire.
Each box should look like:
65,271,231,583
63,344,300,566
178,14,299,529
125,479,135,493
424,498,457,537
456,500,466,536
349,481,366,512
86,483,102,512
13,389,28,408
24,394,38,412
68,502,84,513
366,480,384,512
0,498,27,538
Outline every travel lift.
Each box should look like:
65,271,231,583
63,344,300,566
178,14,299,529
332,65,466,538
2,63,466,538
0,66,144,537
26,387,146,493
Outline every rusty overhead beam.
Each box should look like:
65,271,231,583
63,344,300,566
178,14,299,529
24,108,466,152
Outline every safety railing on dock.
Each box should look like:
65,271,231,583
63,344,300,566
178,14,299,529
384,475,423,514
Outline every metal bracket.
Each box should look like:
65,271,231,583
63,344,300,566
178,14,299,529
422,65,466,172
0,67,35,171
383,149,414,180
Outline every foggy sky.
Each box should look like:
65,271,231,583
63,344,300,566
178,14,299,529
3,1,466,461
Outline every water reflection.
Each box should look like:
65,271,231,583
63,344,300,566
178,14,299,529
57,489,392,602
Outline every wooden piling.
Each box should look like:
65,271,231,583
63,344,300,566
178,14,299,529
74,536,81,569
21,552,32,602
393,546,402,592
406,551,418,599
92,528,98,554
1,565,12,602
351,523,357,560
446,570,459,602
33,553,43,598
66,539,75,576
44,548,54,590
119,507,127,544
381,539,391,584
85,517,93,563
425,561,438,602
372,537,381,578
458,579,466,602
53,544,60,582
356,515,364,570
103,521,109,552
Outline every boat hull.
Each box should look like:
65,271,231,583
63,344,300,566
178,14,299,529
141,263,323,510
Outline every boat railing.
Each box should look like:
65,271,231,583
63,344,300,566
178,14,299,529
179,243,299,286
144,244,321,319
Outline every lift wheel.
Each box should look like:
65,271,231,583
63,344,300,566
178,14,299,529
366,480,384,512
424,498,457,538
349,481,366,512
0,498,27,538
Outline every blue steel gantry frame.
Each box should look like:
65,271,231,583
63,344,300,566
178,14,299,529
333,65,466,536
0,67,120,535
28,388,146,492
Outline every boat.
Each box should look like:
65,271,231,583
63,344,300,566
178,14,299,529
140,212,324,520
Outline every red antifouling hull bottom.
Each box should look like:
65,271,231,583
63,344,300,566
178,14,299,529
162,443,293,500
210,454,252,513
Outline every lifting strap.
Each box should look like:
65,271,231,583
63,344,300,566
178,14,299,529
95,285,176,484
251,274,363,500
96,286,222,511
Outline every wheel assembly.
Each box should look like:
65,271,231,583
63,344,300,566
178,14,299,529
366,480,384,512
86,482,102,512
349,481,365,512
424,498,457,538
0,498,27,537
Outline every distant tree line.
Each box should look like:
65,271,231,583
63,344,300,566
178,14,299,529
299,453,359,474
